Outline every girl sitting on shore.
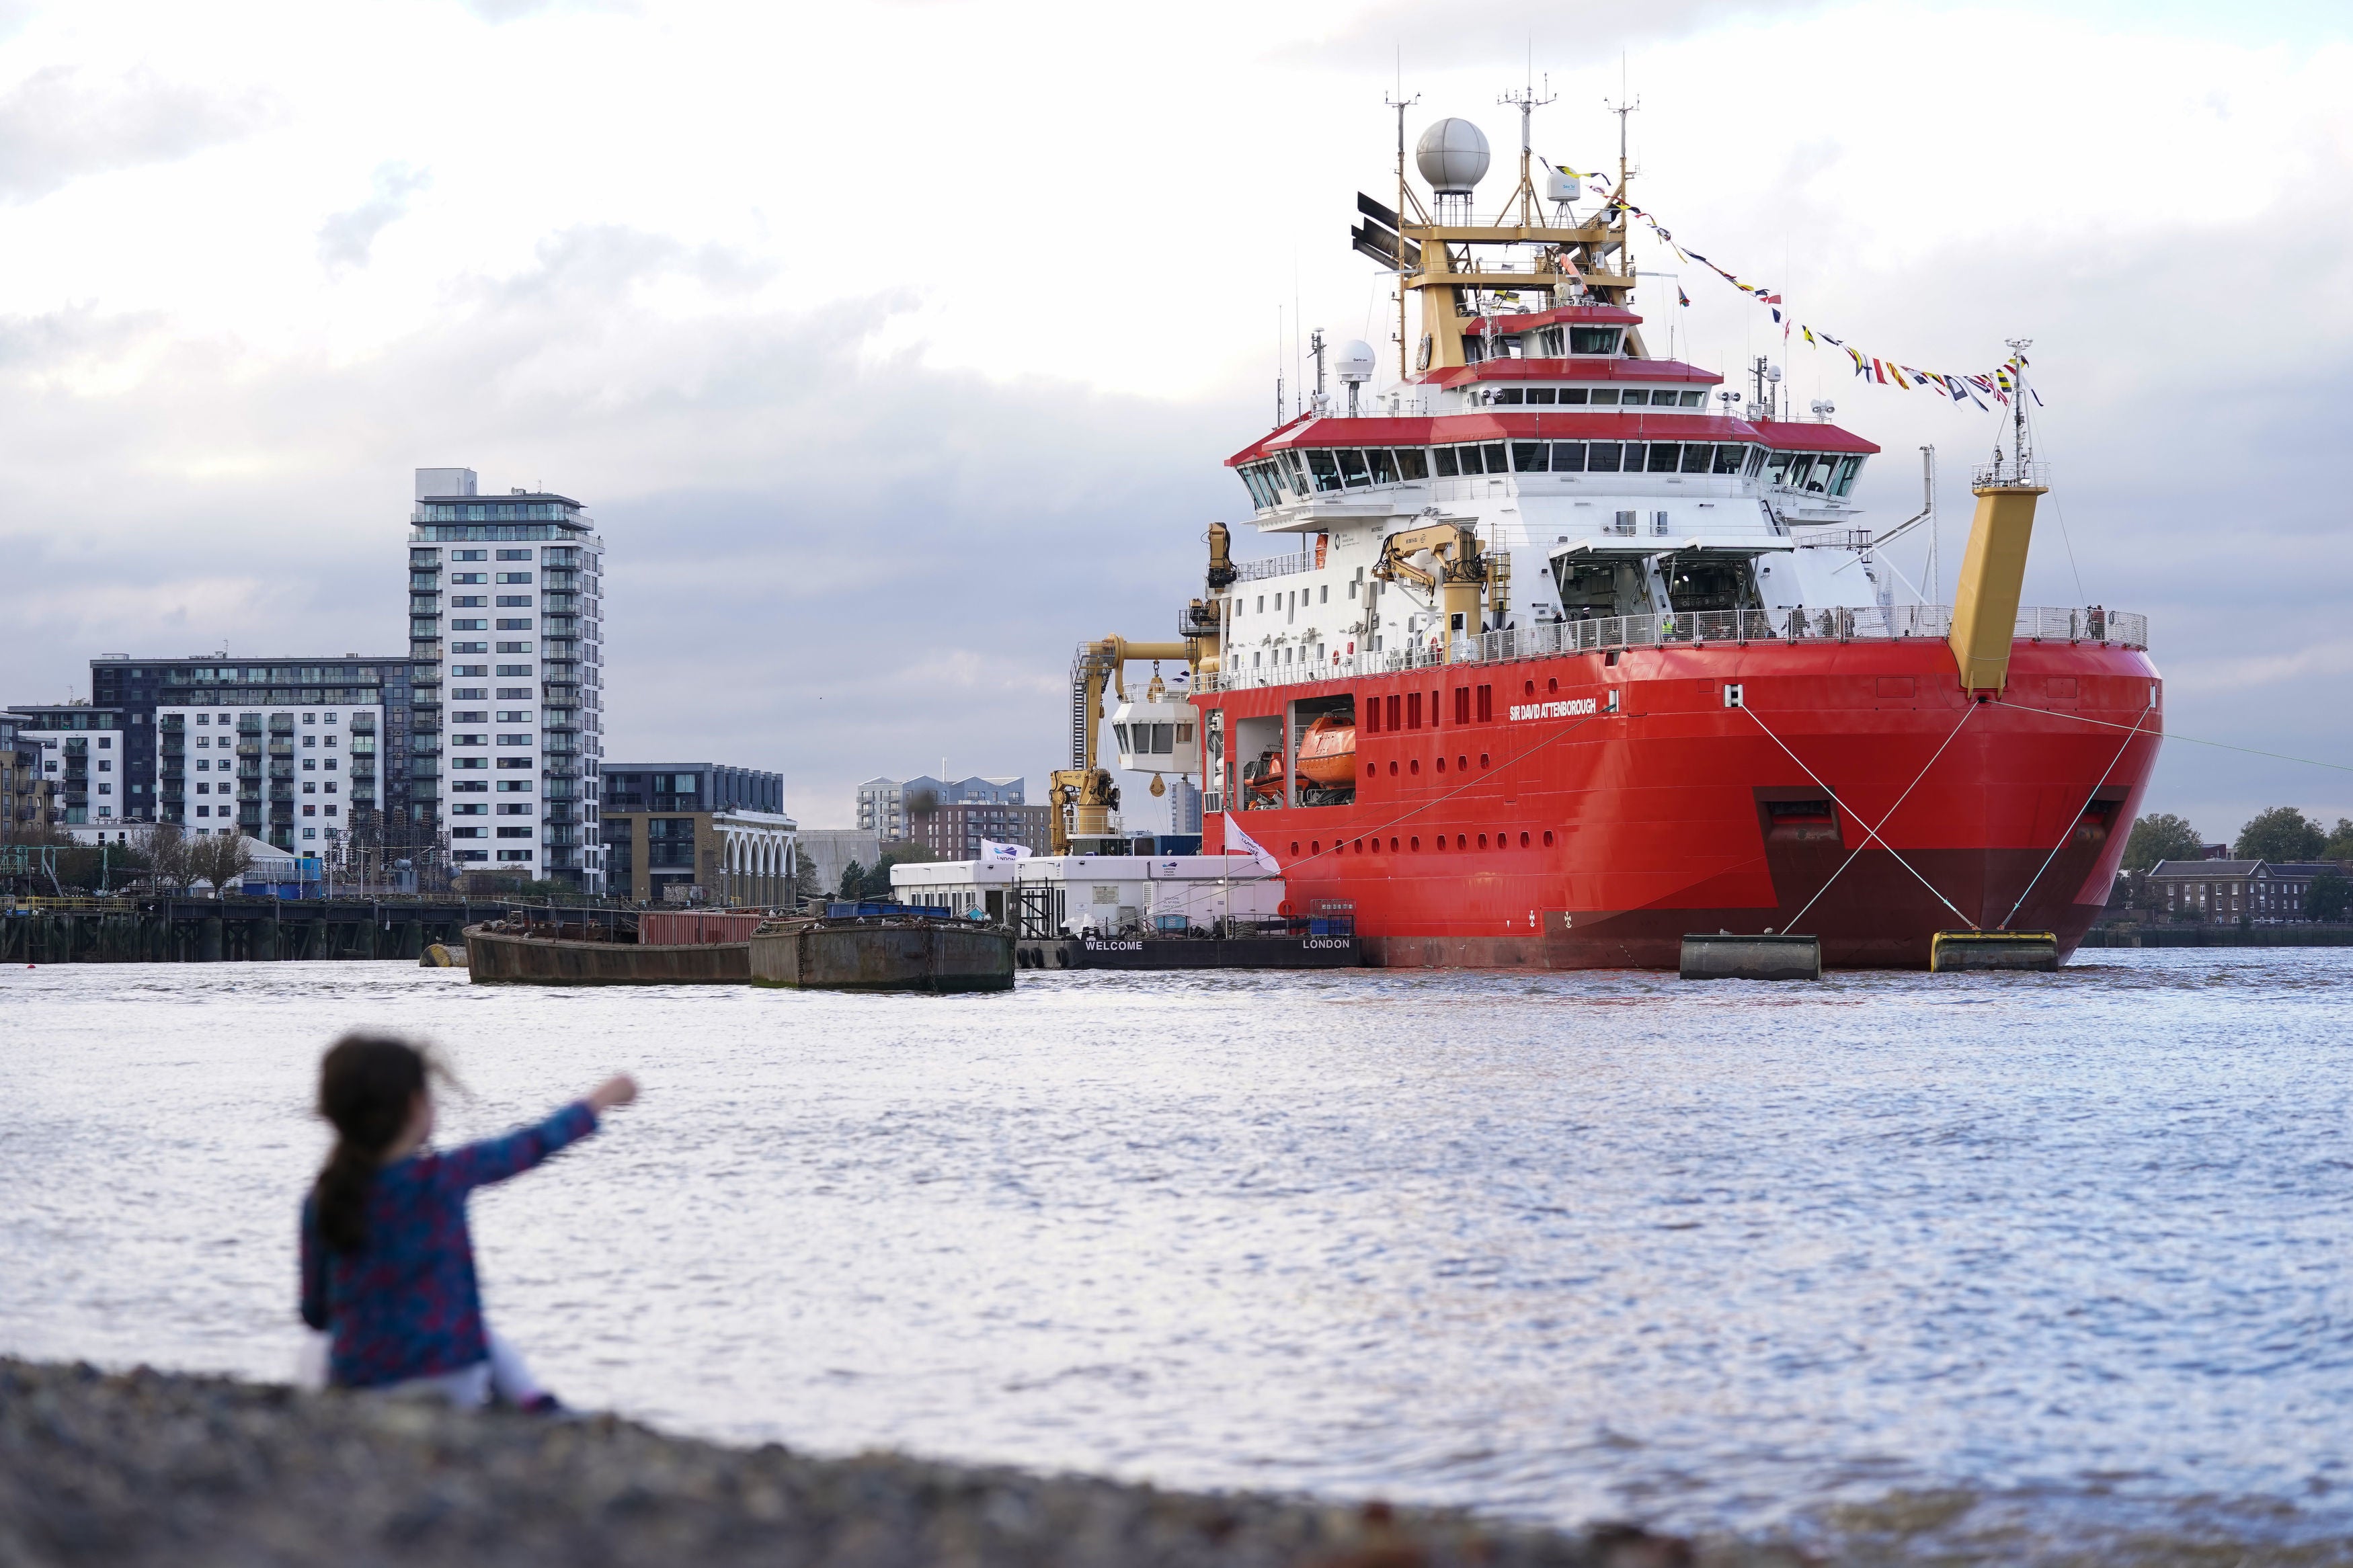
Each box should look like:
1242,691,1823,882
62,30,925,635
298,1034,637,1409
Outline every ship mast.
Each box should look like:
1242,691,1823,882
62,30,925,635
1386,85,1419,381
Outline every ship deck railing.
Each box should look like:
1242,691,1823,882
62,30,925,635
1202,604,2148,694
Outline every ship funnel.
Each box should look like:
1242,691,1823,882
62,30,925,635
1948,459,2051,692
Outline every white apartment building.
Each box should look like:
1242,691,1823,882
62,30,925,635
156,702,383,844
407,468,606,890
7,705,127,826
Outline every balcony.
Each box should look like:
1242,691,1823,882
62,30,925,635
268,764,293,782
236,741,260,757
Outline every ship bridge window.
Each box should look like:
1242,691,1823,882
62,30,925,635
1513,442,1548,472
1829,456,1863,495
1586,442,1625,472
1368,448,1398,483
1646,443,1683,472
1569,327,1622,355
1558,388,1590,405
1337,449,1372,487
1589,388,1620,406
1396,448,1429,480
1306,449,1344,493
1492,388,1524,405
1622,389,1652,406
1526,387,1558,404
1677,389,1706,407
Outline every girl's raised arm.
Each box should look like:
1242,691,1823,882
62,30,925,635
436,1076,637,1192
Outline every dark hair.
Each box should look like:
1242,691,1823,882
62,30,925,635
313,1035,428,1253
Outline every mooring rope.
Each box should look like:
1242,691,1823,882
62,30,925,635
1995,699,2155,932
1737,702,1980,931
1778,700,1981,936
1991,698,2353,775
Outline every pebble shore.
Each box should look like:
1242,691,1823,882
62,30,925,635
0,1358,1701,1568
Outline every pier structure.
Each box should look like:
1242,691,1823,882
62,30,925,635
0,896,625,964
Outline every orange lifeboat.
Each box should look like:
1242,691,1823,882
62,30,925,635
1295,714,1357,787
1241,715,1357,807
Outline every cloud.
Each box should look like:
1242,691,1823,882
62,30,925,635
315,163,432,274
1271,0,1835,70
0,231,1242,825
0,67,271,204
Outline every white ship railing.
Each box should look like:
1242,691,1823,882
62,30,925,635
1201,605,2148,694
1231,553,1320,583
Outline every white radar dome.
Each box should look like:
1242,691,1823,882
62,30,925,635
1336,339,1376,383
1415,118,1490,194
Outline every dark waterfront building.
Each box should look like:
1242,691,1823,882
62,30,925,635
2147,858,2353,923
601,764,795,906
83,655,413,853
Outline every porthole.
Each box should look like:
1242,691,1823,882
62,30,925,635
1290,841,1300,854
1365,762,1375,777
1519,831,1530,848
1435,756,1447,774
1410,835,1421,851
1547,677,1558,694
1456,834,1467,850
1389,837,1399,852
1479,753,1490,768
1310,841,1320,854
1409,759,1420,775
1542,830,1555,847
1388,760,1398,776
1523,680,1536,698
1458,755,1468,771
1478,833,1488,849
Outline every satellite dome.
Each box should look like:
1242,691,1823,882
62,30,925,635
1335,339,1376,384
1415,118,1490,194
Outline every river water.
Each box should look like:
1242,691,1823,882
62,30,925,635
3,952,2348,1561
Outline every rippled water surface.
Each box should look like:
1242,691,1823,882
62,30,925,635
4,952,2350,1559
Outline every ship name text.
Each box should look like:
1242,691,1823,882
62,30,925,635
1510,698,1599,721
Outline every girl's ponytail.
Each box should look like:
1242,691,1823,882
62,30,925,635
313,1035,428,1252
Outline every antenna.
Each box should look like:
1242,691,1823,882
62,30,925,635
1385,75,1419,380
1497,67,1554,229
1310,328,1328,415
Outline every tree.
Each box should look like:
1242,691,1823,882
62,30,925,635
188,833,253,892
2310,870,2352,924
838,841,938,902
138,824,192,890
2323,818,2353,862
2234,807,2326,863
2122,812,2203,872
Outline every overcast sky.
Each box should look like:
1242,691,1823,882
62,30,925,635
3,0,2348,836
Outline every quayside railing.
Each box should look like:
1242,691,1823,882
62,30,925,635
1201,604,2148,694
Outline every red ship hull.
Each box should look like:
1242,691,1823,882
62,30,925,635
1200,638,2161,969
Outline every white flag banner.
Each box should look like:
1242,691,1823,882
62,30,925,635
980,839,1032,862
1222,819,1281,876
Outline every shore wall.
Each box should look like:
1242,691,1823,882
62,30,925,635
2079,923,2353,948
0,1358,1686,1568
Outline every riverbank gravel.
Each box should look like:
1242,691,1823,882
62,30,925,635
0,1358,1700,1568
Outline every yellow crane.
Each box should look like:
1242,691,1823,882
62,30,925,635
1370,522,1511,660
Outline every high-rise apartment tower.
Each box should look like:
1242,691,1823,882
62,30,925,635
406,468,605,890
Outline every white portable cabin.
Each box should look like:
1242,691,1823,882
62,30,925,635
891,854,1284,936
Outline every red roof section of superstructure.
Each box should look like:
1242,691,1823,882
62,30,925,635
1420,358,1722,388
1225,412,1880,466
1748,419,1881,454
1462,304,1642,334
